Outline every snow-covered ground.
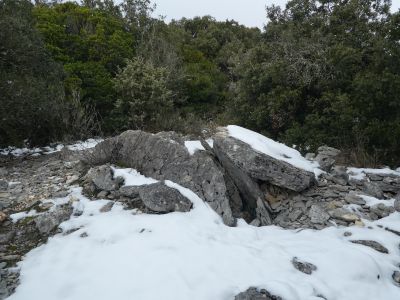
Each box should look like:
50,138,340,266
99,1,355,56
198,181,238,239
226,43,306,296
0,138,103,157
8,169,400,300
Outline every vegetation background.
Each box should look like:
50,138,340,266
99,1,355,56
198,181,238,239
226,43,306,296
1,0,399,166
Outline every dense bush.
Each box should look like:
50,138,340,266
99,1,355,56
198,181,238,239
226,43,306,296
231,0,400,165
0,0,66,147
1,0,399,166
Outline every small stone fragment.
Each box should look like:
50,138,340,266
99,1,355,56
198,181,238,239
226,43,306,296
344,192,366,205
0,180,8,190
100,202,114,213
309,205,330,224
350,240,389,254
394,198,400,212
0,211,7,223
97,190,109,199
393,271,400,286
234,287,282,300
292,257,317,275
315,146,340,171
363,181,384,199
329,208,360,222
354,220,365,227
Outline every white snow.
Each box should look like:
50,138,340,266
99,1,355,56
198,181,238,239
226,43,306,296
206,138,214,148
7,168,400,300
359,195,396,207
66,139,103,151
184,140,205,155
347,167,400,181
9,210,39,222
226,125,322,176
0,138,103,157
111,167,158,186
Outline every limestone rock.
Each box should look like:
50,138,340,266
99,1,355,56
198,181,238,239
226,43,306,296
363,181,384,199
85,130,237,226
344,192,366,205
213,130,315,192
329,208,360,222
0,180,8,190
394,198,400,212
119,186,141,198
99,202,114,213
234,287,282,300
292,257,317,275
0,211,7,223
350,240,389,254
83,165,121,192
34,204,73,235
393,271,400,286
315,146,340,171
138,182,192,213
309,205,330,224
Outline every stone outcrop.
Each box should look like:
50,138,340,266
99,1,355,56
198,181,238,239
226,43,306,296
213,129,315,192
84,130,237,226
81,128,400,229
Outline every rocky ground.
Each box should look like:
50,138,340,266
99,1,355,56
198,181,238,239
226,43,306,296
0,127,400,299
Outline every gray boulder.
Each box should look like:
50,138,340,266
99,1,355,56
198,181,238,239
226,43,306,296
84,130,236,226
315,146,340,172
138,182,192,213
234,287,282,300
213,129,315,192
363,181,384,199
83,165,122,192
34,204,73,235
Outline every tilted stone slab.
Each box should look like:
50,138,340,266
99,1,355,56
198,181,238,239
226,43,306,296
213,131,315,192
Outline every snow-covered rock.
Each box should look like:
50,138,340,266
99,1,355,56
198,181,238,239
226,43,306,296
213,126,316,192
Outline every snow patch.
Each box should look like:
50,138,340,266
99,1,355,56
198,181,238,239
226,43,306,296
347,167,400,181
226,125,322,176
0,138,103,157
206,138,214,148
359,195,396,207
184,140,205,155
8,171,400,300
112,167,158,186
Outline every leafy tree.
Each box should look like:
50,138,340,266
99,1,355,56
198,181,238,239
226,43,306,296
232,0,400,165
0,0,66,147
113,57,173,130
33,1,134,130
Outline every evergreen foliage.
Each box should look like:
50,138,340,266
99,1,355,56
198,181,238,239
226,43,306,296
1,0,399,165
